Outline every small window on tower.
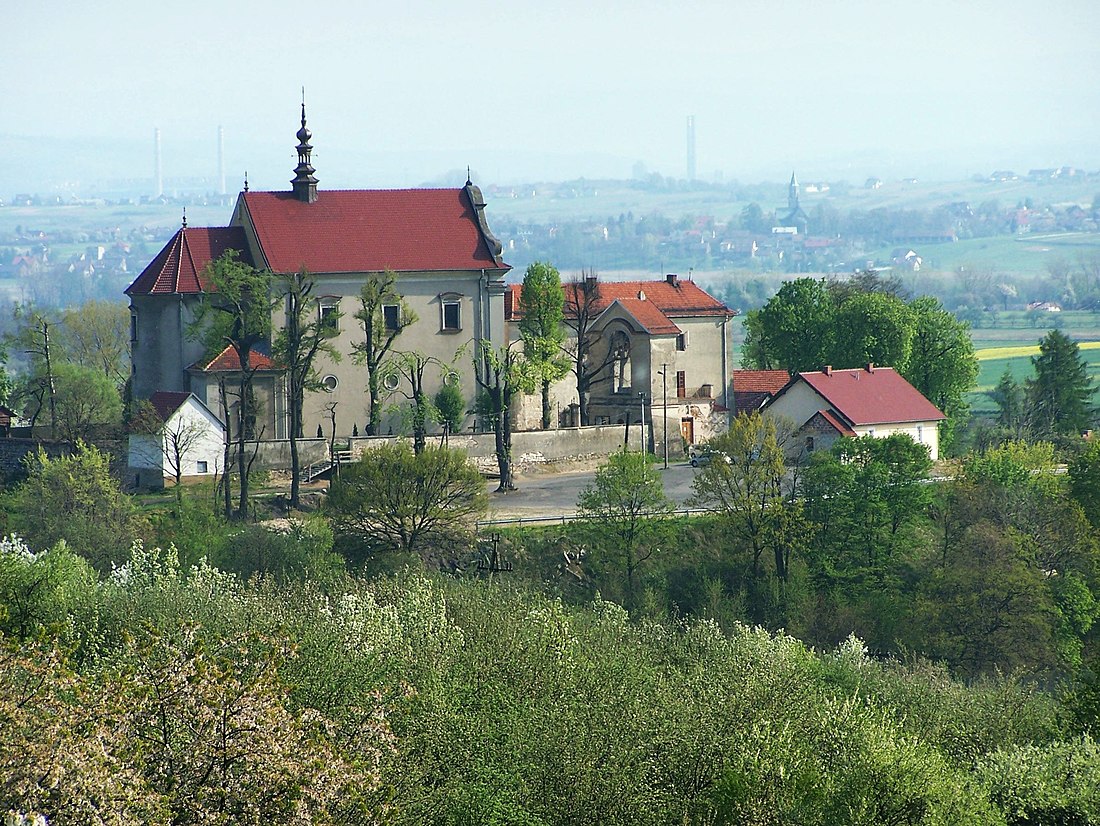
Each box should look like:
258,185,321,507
130,312,138,343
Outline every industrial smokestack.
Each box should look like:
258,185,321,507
686,115,696,181
217,125,226,195
154,127,163,197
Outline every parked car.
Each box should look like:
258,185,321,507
689,446,730,468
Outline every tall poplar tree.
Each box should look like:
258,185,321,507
518,262,569,429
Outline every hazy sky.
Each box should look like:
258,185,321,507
7,0,1100,191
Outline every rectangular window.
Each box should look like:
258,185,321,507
196,460,208,474
383,303,401,332
130,313,137,342
441,298,461,332
319,303,339,332
916,425,924,443
676,332,688,351
676,371,686,398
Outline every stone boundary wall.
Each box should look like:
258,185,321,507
0,438,70,480
239,423,684,475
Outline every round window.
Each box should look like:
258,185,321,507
383,373,400,391
443,371,460,387
321,374,339,392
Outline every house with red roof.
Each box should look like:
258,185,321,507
761,364,947,461
505,272,737,446
126,104,510,438
127,391,226,489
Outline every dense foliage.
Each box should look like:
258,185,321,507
1,530,1095,825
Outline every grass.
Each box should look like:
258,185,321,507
969,339,1100,415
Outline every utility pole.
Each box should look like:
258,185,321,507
661,363,668,469
638,392,646,454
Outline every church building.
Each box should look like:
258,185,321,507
126,105,511,439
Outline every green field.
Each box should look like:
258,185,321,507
968,326,1100,415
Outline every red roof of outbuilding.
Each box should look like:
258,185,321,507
506,279,733,321
786,366,946,425
148,391,192,421
732,370,790,394
240,189,508,275
125,227,250,295
191,346,279,373
732,369,791,414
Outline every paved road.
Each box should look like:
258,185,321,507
483,460,699,523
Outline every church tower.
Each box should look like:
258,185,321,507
291,101,319,203
788,171,800,212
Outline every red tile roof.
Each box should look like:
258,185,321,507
732,370,791,414
506,279,733,322
148,391,192,421
125,227,250,295
603,298,681,335
732,370,790,394
791,366,946,426
240,189,508,275
191,346,279,373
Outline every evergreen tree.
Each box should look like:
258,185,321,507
1025,329,1095,436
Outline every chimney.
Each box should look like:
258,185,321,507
666,273,678,286
865,362,875,373
823,365,832,375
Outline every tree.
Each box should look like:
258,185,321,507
1069,439,1100,528
518,262,570,429
392,351,444,455
474,340,533,491
325,442,487,555
351,271,416,436
896,296,978,450
754,278,835,374
563,271,616,425
990,367,1026,437
51,361,123,443
57,299,131,384
577,450,672,612
1025,329,1095,436
2,442,147,570
689,413,788,580
189,250,275,519
831,291,914,373
433,382,465,445
273,269,341,508
6,305,59,434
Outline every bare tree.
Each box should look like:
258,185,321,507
474,341,532,492
563,271,616,425
273,269,341,508
352,271,416,435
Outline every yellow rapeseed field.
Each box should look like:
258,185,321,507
975,341,1100,360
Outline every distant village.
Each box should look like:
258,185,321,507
1,165,1099,309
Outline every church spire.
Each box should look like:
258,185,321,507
788,171,800,212
291,91,319,203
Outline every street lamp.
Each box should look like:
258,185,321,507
638,391,647,454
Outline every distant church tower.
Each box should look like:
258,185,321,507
291,99,319,203
776,170,809,235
